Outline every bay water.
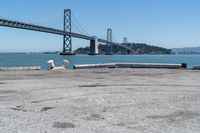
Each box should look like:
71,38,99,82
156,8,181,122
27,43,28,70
0,53,200,70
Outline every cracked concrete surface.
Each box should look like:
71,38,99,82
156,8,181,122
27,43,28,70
0,68,200,132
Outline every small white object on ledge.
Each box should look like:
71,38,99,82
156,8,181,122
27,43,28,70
47,60,69,70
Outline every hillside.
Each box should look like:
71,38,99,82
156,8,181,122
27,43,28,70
172,47,200,54
74,43,171,55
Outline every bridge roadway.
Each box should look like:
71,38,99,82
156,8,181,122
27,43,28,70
0,18,131,51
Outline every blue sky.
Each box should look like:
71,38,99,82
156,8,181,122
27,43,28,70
0,0,200,52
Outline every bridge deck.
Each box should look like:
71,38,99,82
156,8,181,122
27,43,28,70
0,18,131,50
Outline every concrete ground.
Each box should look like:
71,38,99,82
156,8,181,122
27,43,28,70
0,68,200,133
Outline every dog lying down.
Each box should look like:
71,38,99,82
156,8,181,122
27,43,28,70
47,60,69,70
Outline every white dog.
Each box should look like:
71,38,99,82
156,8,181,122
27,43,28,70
47,60,69,70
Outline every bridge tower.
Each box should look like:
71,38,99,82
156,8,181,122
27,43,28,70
123,37,128,43
107,28,112,55
60,9,74,55
123,37,128,54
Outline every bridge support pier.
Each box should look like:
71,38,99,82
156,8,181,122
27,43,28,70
89,37,99,55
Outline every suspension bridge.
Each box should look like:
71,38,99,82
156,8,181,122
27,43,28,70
0,9,131,55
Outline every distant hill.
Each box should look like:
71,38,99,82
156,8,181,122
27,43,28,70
171,47,200,54
74,43,171,55
125,43,171,54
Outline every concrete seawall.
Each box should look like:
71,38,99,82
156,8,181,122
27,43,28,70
74,63,187,69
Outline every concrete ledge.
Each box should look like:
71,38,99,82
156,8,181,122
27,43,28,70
193,66,200,70
116,63,187,69
0,66,41,71
74,63,187,69
74,63,116,69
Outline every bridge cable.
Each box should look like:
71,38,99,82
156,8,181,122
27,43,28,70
33,12,63,27
112,32,131,52
112,33,120,43
71,12,90,36
71,20,85,34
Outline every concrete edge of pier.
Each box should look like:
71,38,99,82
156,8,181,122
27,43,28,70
0,66,41,71
73,63,187,69
193,66,200,70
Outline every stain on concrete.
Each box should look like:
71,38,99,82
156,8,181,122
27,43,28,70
115,122,126,127
41,107,55,112
102,107,107,112
92,71,109,74
10,107,27,112
79,84,106,88
115,122,141,130
31,97,66,104
147,111,200,122
25,74,47,77
52,122,75,129
84,114,105,121
0,90,17,94
31,101,40,103
95,77,104,79
15,104,25,108
80,83,200,88
0,82,6,84
10,104,27,112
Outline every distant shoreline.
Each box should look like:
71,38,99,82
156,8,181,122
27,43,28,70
1,52,200,55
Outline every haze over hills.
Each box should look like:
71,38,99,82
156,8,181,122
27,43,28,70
171,47,200,54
